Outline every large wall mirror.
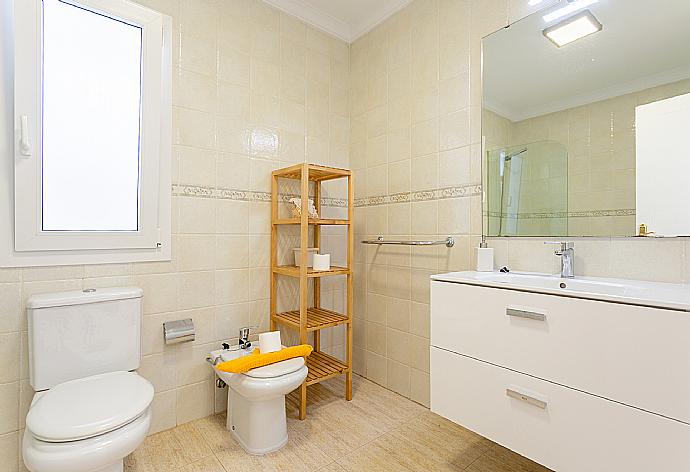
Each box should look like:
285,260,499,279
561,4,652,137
482,0,690,237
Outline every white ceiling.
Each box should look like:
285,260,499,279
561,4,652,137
262,0,412,43
483,0,690,122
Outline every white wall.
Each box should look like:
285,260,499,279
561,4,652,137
636,92,690,237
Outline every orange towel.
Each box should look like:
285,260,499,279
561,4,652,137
215,345,313,374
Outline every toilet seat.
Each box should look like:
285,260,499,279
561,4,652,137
23,407,152,472
244,357,305,379
26,371,154,442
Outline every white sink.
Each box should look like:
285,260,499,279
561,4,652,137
431,271,690,311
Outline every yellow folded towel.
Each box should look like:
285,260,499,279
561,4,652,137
216,345,313,374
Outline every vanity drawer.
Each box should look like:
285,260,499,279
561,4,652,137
431,281,690,423
430,347,690,472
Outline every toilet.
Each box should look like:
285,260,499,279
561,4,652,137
23,288,154,472
210,346,308,455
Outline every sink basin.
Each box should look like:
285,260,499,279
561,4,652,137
468,272,628,296
431,271,690,311
209,346,257,383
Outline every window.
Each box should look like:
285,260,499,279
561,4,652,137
5,0,171,265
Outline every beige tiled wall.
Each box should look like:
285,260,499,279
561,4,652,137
349,0,507,407
0,0,350,469
488,237,690,284
350,0,690,410
348,0,549,408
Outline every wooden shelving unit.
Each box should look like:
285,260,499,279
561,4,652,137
270,163,353,420
273,218,349,225
273,307,349,331
273,265,350,278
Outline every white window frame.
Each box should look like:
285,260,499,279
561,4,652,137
1,0,171,266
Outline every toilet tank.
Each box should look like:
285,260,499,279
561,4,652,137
27,287,144,391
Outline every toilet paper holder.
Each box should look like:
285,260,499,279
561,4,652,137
163,319,195,344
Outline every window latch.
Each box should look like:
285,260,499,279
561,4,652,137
19,115,31,157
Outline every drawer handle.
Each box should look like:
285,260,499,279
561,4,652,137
506,387,548,409
506,308,546,321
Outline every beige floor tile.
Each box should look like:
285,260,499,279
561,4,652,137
320,375,426,429
191,413,244,455
178,456,226,472
285,407,382,461
284,374,426,462
213,411,334,472
482,444,553,472
123,376,548,472
125,422,214,472
317,463,346,472
467,446,554,472
215,432,333,472
336,440,420,472
379,411,493,470
363,433,463,471
467,454,516,472
337,411,492,472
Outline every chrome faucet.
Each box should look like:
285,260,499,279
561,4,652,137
239,327,252,350
546,242,574,278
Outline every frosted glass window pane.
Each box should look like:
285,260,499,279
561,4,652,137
41,0,142,231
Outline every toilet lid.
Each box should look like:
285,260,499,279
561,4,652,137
244,357,305,379
26,371,154,442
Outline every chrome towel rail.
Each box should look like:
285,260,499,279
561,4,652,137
361,236,454,248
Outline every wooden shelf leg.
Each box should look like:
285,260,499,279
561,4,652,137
299,383,307,420
299,163,309,420
314,180,321,355
270,173,278,331
346,317,353,401
346,174,354,401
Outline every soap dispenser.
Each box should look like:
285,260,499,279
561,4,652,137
475,236,494,272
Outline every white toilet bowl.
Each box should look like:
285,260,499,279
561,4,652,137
211,347,308,455
23,371,154,472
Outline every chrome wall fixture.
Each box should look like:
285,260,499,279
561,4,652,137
361,236,455,248
163,319,195,344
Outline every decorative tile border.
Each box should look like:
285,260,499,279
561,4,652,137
172,184,348,207
486,211,567,219
173,183,481,208
486,209,636,219
569,209,636,218
173,184,632,219
354,184,482,207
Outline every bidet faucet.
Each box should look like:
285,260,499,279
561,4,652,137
239,327,252,349
546,241,574,278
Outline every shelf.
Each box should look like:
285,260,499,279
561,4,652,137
273,218,350,225
273,163,351,182
273,265,350,278
305,351,349,385
271,161,354,419
273,307,349,332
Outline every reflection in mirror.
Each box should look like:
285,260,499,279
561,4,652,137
482,0,690,237
486,141,568,236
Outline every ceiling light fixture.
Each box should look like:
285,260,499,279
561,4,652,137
543,10,602,47
542,0,598,23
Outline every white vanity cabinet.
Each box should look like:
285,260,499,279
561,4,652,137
430,274,690,472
